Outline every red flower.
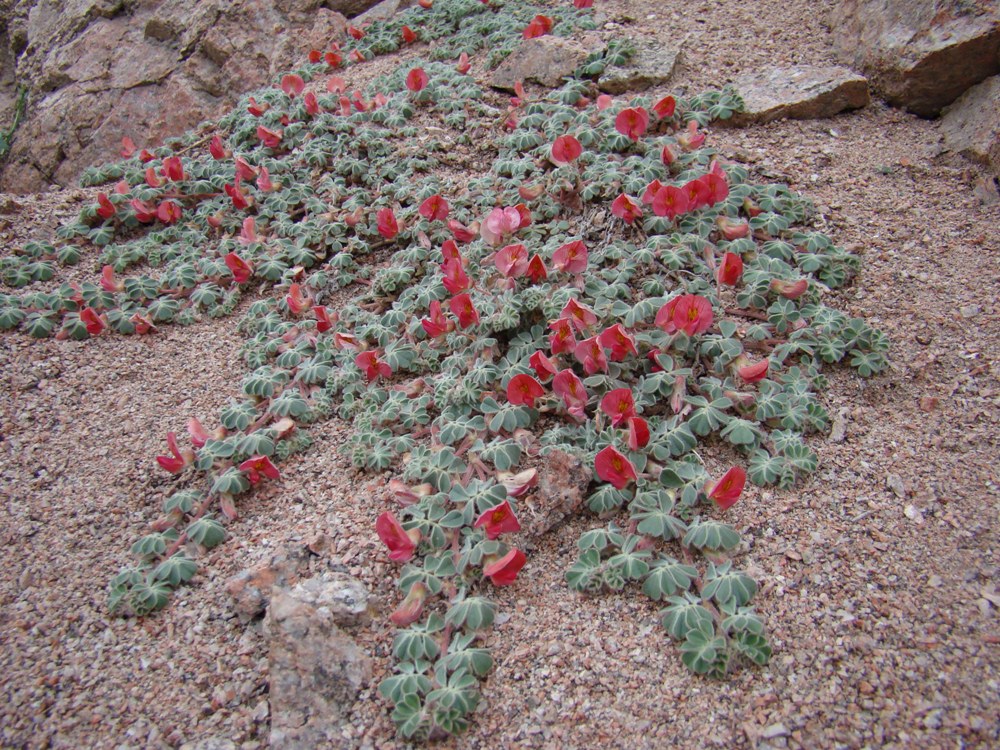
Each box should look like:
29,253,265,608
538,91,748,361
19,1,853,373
308,49,322,63
705,466,746,510
529,350,557,382
334,332,360,350
419,194,449,221
421,300,453,338
156,200,182,224
594,445,637,489
144,167,162,188
596,94,613,110
356,350,393,381
325,50,342,67
702,173,729,206
401,25,417,43
347,25,365,39
376,511,418,562
130,199,156,223
440,239,462,264
661,144,677,166
548,318,577,356
313,305,333,333
96,193,116,219
224,252,253,284
551,240,588,274
406,67,429,92
522,14,553,39
480,206,522,246
130,312,156,334
552,368,587,420
551,134,582,165
238,455,281,485
247,97,268,116
519,183,544,201
672,294,714,336
235,157,257,181
574,335,609,375
285,283,310,315
160,156,184,181
449,293,479,328
600,388,636,427
652,95,676,119
186,417,211,448
654,296,681,334
209,135,227,160
526,254,547,283
225,181,249,210
717,216,749,240
683,178,712,210
495,243,529,278
100,265,123,292
327,75,346,94
651,185,689,220
442,258,470,294
507,373,545,407
456,52,471,74
390,582,428,626
615,107,650,142
598,323,637,361
474,500,521,540
574,0,594,7
483,548,526,585
304,91,320,116
627,417,650,450
717,252,744,286
641,179,666,205
257,126,282,149
560,298,597,332
738,359,769,383
419,0,432,7
80,307,105,336
120,136,136,158
376,207,399,239
138,149,155,163
156,432,193,474
611,193,643,224
257,167,274,192
678,120,706,150
448,219,477,243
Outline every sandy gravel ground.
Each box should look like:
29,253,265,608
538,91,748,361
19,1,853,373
1,1,998,748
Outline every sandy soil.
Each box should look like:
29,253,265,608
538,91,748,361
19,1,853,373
1,1,998,748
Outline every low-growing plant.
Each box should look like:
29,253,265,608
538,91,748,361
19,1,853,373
0,0,888,740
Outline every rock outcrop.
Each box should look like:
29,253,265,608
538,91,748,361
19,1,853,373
940,75,1000,177
0,0,385,193
490,36,590,91
730,65,870,124
830,0,1000,117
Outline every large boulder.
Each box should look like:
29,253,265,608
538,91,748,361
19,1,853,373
940,75,1000,177
0,0,385,193
730,65,870,124
830,0,1000,117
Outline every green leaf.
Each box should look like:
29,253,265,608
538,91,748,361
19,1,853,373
152,554,198,586
680,628,727,675
660,594,715,639
211,468,250,496
642,558,699,601
702,561,758,607
683,519,740,553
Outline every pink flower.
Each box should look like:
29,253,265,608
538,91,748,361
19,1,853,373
440,239,462,264
574,335,608,375
256,126,283,149
257,167,274,192
701,173,729,206
678,120,706,150
448,219,477,243
600,388,636,427
325,51,342,68
611,193,643,224
560,298,597,332
406,67,429,92
334,332,360,350
144,167,162,188
704,466,746,510
548,318,577,356
651,185,689,220
130,199,156,223
160,156,184,181
419,194,449,221
376,511,418,562
522,14,553,39
235,157,258,181
238,455,281,485
598,323,637,361
474,500,521,539
120,136,136,158
347,24,366,40
456,52,471,74
442,259,470,294
574,0,594,7
313,305,333,333
280,74,304,97
449,293,480,328
738,359,769,383
285,283,310,315
552,368,588,420
661,144,677,166
627,417,650,450
303,91,320,115
156,200,182,224
641,179,666,205
376,207,399,239
224,252,253,284
507,374,545,407
80,307,105,336
480,206,523,246
96,193,116,219
518,183,544,201
100,265,123,292
526,254,547,284
186,417,211,448
551,240,588,274
615,107,650,142
421,300,453,338
401,25,417,43
247,97,268,117
390,582,427,626
717,216,750,241
355,350,393,381
652,95,676,119
483,548,527,585
551,134,582,165
717,252,744,286
594,445,637,489
225,181,249,210
671,294,714,336
156,432,193,474
771,279,808,299
238,217,259,246
327,75,347,94
529,350,557,382
596,94,613,110
495,243,529,278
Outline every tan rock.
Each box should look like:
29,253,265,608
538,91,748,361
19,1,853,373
491,36,590,91
940,75,1000,176
522,449,591,536
598,37,682,95
830,0,1000,116
730,65,870,124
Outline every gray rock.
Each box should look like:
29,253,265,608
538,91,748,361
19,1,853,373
178,737,237,750
940,75,1000,176
491,36,590,91
522,449,590,537
830,0,1000,117
730,65,870,124
355,0,418,24
267,576,372,750
598,37,682,94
